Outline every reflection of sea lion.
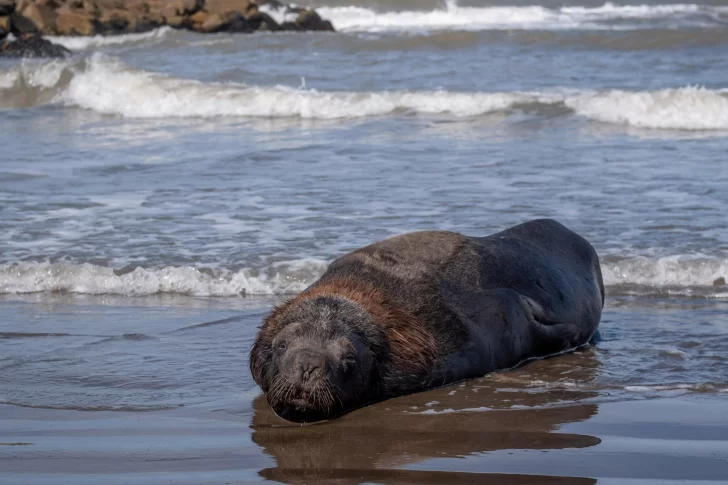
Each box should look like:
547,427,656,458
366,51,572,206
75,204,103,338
250,219,604,422
251,349,602,485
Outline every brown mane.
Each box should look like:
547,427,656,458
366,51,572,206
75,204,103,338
250,276,438,391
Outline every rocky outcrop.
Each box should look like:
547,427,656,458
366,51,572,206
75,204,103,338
1,33,71,56
0,0,334,39
280,9,333,32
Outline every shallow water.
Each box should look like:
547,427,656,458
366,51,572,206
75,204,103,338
1,0,728,483
1,294,727,484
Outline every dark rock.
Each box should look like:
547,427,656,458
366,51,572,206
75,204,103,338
246,10,278,31
9,11,39,35
255,0,282,8
0,33,70,57
279,20,299,31
294,9,333,32
0,0,15,16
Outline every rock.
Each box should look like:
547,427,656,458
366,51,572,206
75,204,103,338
256,0,282,8
164,13,185,28
241,2,256,18
199,10,250,32
294,9,333,32
93,0,124,11
0,33,70,57
0,17,8,40
199,11,225,31
162,0,198,25
1,1,335,37
21,3,58,33
227,10,252,31
187,8,207,28
166,0,200,15
285,5,305,14
9,11,39,35
203,0,254,16
279,20,299,31
0,0,15,16
135,12,165,31
246,11,278,31
96,8,138,34
81,0,98,15
54,5,95,35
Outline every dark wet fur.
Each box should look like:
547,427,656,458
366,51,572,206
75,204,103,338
250,219,604,422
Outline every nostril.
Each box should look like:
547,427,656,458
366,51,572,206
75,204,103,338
295,351,325,382
299,364,321,382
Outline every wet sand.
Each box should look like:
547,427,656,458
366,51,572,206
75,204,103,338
1,295,727,485
2,394,728,484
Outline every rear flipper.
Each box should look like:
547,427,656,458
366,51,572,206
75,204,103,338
520,295,589,356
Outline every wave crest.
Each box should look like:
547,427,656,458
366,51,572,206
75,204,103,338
0,260,327,296
602,255,728,288
317,1,728,33
1,55,727,130
1,256,727,297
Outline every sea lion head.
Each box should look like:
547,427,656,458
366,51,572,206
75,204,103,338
250,295,383,423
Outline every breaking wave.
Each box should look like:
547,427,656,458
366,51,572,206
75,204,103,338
45,27,173,50
315,1,728,33
1,256,726,297
1,55,727,130
602,255,728,289
0,260,328,297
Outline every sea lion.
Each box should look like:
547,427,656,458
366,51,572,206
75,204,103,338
250,219,604,422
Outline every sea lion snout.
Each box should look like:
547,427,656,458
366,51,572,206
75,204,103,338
291,348,326,384
271,345,341,422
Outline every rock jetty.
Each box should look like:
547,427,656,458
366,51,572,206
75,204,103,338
1,0,334,57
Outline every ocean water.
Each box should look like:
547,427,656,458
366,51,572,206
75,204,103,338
1,1,728,483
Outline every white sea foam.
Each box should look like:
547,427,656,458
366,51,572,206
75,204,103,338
317,1,728,33
0,260,327,297
624,383,717,393
602,255,728,288
2,55,727,130
57,54,557,118
1,255,727,296
0,59,70,90
46,27,173,51
566,87,728,131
